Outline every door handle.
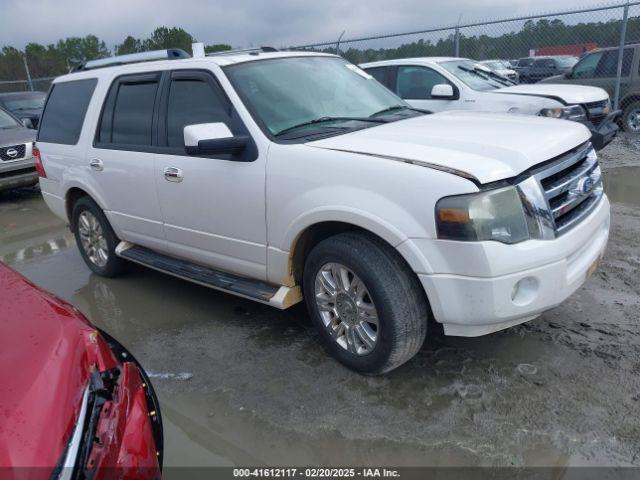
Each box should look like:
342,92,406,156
89,158,103,171
163,166,183,183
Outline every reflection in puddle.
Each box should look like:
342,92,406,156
603,166,640,207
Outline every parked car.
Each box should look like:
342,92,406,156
513,57,535,82
527,56,577,83
361,57,619,150
479,59,519,82
0,91,46,128
0,106,38,192
0,262,163,478
37,48,609,374
539,43,640,132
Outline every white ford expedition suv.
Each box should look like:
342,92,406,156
36,48,610,374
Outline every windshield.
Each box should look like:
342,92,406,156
556,57,578,68
0,108,20,129
439,60,513,91
3,94,46,111
225,56,408,136
483,61,508,70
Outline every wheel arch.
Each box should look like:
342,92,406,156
620,92,640,110
286,218,432,287
63,184,106,226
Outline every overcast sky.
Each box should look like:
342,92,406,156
1,0,609,50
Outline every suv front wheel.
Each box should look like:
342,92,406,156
303,232,428,374
622,100,640,133
72,196,126,277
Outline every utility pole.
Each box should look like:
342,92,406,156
23,55,34,91
454,13,463,57
614,0,630,110
336,30,346,56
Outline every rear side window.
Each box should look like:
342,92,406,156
365,67,388,87
38,79,97,145
96,73,160,147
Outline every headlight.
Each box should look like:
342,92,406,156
539,105,587,122
435,186,531,244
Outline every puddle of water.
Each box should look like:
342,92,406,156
603,167,640,207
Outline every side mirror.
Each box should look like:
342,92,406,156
21,118,34,129
430,84,455,100
184,122,249,156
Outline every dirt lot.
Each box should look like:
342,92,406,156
1,135,639,470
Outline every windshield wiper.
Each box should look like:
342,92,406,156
274,116,386,137
459,65,513,86
370,105,407,117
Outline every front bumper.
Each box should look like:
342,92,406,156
0,157,38,192
416,195,610,337
585,110,621,151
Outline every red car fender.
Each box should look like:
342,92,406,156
88,363,160,480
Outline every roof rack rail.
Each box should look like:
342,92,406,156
74,48,191,71
206,46,279,57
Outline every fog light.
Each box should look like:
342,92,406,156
511,277,539,306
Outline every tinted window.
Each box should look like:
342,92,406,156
111,81,158,145
574,49,633,78
573,52,602,78
366,67,388,86
518,58,534,67
396,66,452,99
38,79,97,144
533,58,553,68
166,78,230,147
595,49,633,77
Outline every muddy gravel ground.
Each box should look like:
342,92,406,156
1,135,639,471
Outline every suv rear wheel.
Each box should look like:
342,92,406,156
72,196,126,277
303,232,428,374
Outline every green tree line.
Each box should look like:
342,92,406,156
0,27,231,81
309,16,640,64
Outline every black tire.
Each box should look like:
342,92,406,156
621,100,640,133
71,196,126,277
303,232,429,375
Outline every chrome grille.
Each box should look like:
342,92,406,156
534,143,604,236
0,143,27,162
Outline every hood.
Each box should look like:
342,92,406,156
0,126,36,147
0,264,116,469
307,111,590,184
496,84,608,104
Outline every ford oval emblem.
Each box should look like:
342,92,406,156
578,177,594,195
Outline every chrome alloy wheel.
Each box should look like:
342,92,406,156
77,211,108,267
627,108,640,132
314,262,379,355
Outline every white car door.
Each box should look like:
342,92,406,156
153,69,268,280
87,72,166,252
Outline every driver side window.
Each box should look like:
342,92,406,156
572,52,603,79
395,66,452,100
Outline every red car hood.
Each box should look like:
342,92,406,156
0,264,117,470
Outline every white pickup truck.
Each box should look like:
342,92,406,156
36,49,609,374
361,57,620,151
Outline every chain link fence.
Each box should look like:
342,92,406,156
0,77,55,94
291,1,640,109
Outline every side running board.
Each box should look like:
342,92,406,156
115,242,301,309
